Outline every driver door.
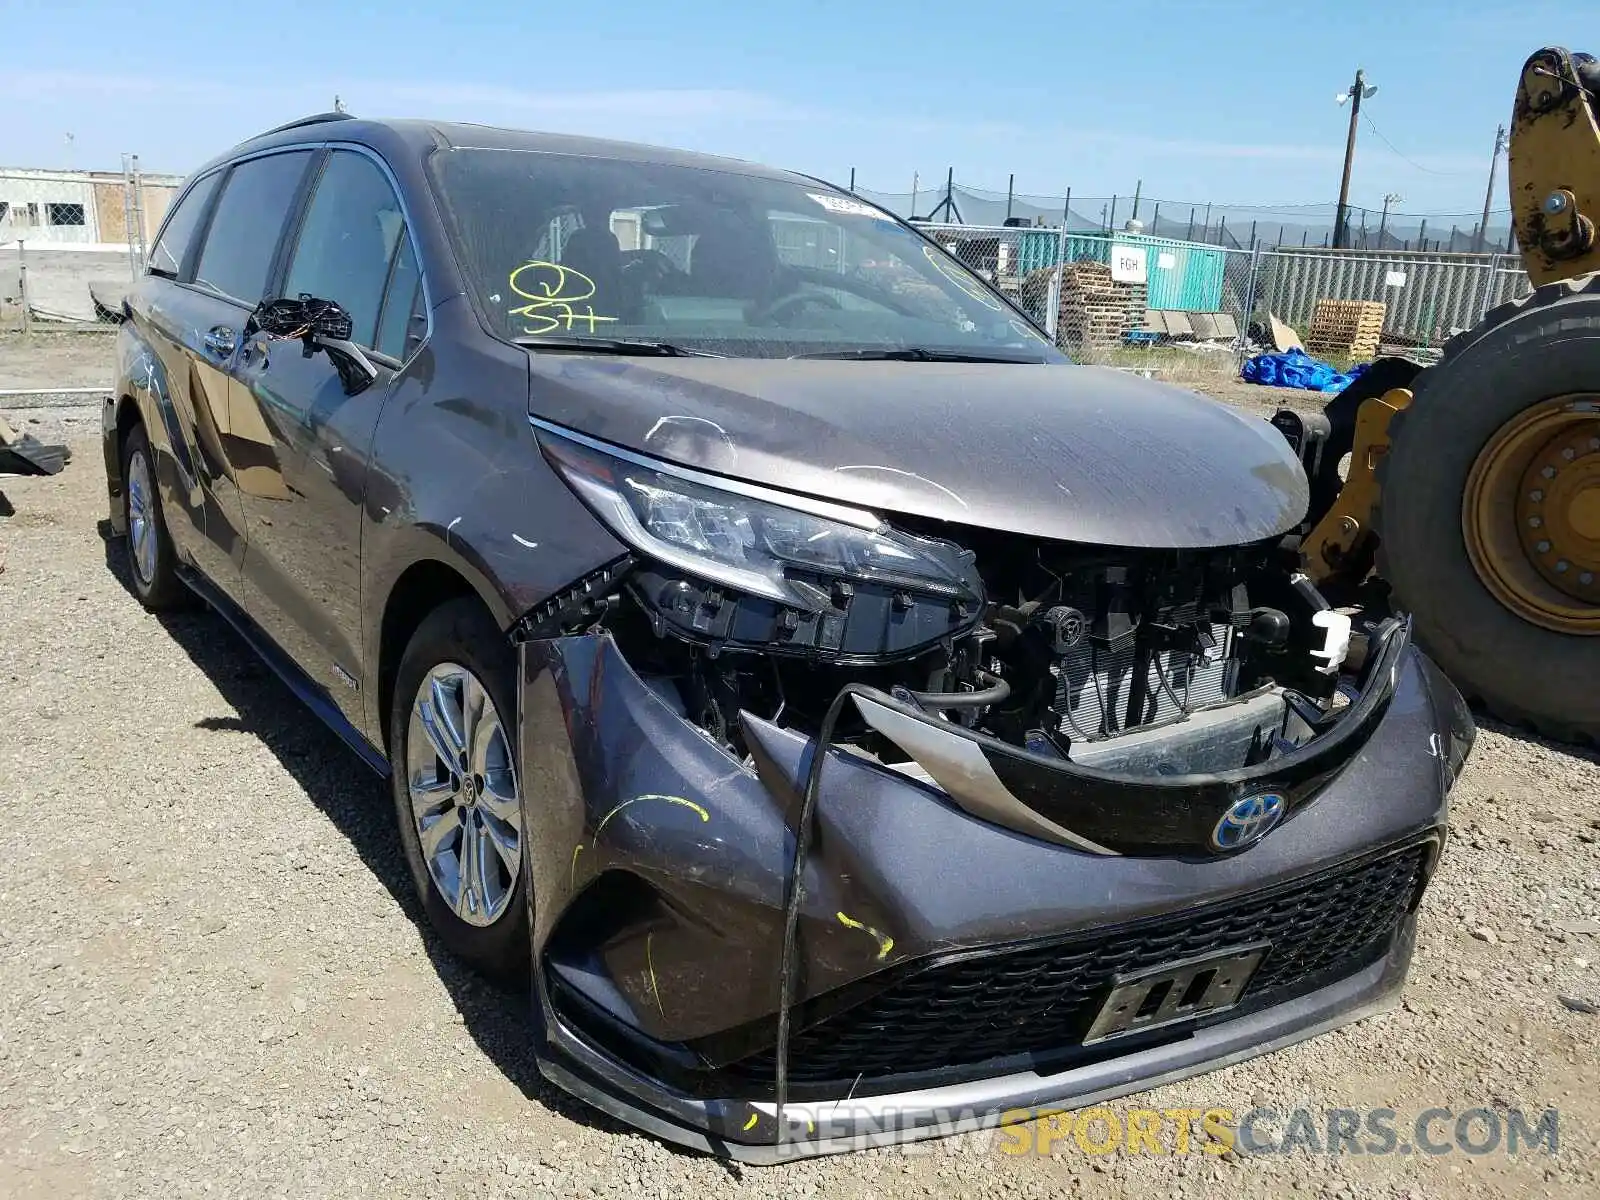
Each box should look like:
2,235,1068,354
233,148,425,724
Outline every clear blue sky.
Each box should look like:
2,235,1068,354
1,0,1588,214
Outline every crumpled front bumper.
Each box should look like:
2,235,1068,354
514,630,1472,1161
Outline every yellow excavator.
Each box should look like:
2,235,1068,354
1281,46,1600,744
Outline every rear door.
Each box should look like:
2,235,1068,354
232,147,428,721
144,148,317,603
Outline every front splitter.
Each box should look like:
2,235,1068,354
533,917,1416,1165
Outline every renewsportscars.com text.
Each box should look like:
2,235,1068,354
995,1105,1560,1157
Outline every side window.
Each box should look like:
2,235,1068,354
148,172,220,278
375,233,425,361
193,150,313,305
282,151,407,348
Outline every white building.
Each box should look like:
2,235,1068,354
0,166,185,249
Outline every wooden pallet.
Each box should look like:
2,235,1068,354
1055,260,1147,351
1307,298,1385,359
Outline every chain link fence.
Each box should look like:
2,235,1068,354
856,176,1518,253
1256,248,1530,350
921,223,1258,381
922,221,1535,381
2,156,162,334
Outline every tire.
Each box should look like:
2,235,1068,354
1377,274,1600,744
120,422,187,609
389,597,530,983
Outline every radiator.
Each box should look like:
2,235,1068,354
1053,623,1234,738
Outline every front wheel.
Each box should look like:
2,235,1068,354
389,598,530,982
1378,276,1600,744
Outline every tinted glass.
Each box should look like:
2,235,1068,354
283,151,407,347
149,172,220,277
193,150,312,304
429,148,1058,361
376,233,424,360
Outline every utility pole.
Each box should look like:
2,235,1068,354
1474,124,1507,253
1334,68,1376,249
1378,193,1402,247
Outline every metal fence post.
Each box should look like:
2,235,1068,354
1045,219,1068,341
1473,254,1495,327
18,239,30,337
130,154,149,273
1236,242,1264,369
122,154,140,281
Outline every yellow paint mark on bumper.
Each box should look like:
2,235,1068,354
836,911,895,960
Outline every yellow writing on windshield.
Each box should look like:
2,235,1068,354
508,260,620,335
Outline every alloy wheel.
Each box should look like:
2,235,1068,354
127,448,158,586
405,662,522,927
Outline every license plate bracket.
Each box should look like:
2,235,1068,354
1083,942,1268,1044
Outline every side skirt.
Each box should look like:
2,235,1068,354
176,563,391,778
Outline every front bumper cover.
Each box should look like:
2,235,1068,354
514,627,1470,1160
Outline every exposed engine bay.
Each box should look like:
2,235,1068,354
528,421,1364,781
617,536,1357,778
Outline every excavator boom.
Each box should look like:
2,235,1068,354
1511,47,1600,285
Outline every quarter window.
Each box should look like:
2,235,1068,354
375,232,425,361
149,172,220,278
282,151,409,348
193,150,313,305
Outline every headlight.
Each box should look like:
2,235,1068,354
534,421,980,611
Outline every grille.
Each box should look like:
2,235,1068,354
740,842,1428,1086
1054,624,1234,738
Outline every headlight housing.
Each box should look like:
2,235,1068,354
534,421,980,613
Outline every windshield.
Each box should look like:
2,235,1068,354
428,147,1062,361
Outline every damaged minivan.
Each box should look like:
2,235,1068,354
104,112,1474,1160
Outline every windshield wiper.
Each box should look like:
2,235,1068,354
789,347,1045,363
513,335,722,358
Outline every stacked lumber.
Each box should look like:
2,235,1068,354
1306,298,1385,360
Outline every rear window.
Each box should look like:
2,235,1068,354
193,150,313,305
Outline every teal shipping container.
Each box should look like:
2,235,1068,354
1141,236,1227,312
1016,231,1227,312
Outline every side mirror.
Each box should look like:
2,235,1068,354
248,293,353,340
248,294,378,395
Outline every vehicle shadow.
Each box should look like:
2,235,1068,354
95,525,738,1168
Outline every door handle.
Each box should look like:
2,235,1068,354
202,326,237,357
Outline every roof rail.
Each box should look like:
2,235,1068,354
247,111,357,141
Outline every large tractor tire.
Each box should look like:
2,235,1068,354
1378,275,1600,745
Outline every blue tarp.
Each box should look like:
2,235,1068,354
1241,350,1369,393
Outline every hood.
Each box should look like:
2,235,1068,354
524,357,1308,548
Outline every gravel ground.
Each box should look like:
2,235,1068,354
0,333,118,393
2,404,1598,1200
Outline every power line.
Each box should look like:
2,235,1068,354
1361,113,1474,177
